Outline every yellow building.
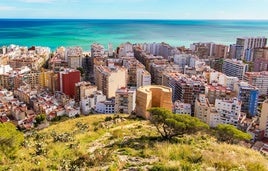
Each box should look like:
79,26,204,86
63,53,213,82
39,69,57,92
136,85,172,119
259,100,268,138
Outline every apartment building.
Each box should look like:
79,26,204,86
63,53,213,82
94,65,127,98
205,82,236,104
173,101,191,115
215,98,242,127
244,72,268,96
75,81,97,101
194,94,220,127
195,94,242,127
58,68,81,98
236,37,267,60
222,59,248,80
115,87,136,114
234,82,259,117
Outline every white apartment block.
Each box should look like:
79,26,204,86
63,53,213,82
237,37,267,50
222,59,248,80
195,94,221,127
95,99,115,114
173,101,191,115
219,75,239,91
118,42,134,57
115,87,136,114
80,90,106,115
195,94,242,127
136,68,151,88
215,98,242,127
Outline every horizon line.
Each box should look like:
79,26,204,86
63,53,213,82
0,18,268,21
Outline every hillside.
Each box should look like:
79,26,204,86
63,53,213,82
1,114,268,171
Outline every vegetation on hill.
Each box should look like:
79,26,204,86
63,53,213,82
0,122,24,161
148,107,209,140
0,112,267,171
215,124,252,144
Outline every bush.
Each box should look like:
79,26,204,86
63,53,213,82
0,123,24,158
105,116,113,122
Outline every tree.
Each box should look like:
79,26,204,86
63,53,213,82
35,114,46,125
0,122,24,158
215,124,252,144
77,67,84,76
148,107,209,140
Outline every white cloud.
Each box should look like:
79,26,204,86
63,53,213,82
0,5,15,10
20,0,54,3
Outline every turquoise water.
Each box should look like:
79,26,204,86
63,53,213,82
0,19,268,50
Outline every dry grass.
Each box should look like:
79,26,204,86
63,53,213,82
1,114,268,171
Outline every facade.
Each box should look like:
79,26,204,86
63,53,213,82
91,43,105,58
222,59,248,80
254,58,268,72
229,44,244,60
114,87,136,114
252,48,268,71
23,71,40,88
173,101,191,115
234,82,259,117
259,100,268,138
118,42,134,57
68,56,83,69
80,90,106,115
215,98,242,127
195,94,242,127
136,68,151,88
136,85,172,119
194,94,220,127
75,81,97,101
236,37,267,60
94,65,127,98
252,47,268,61
219,75,239,91
58,68,81,98
122,57,151,87
243,72,268,96
65,47,83,68
211,44,228,58
39,69,56,92
95,99,115,114
175,76,206,115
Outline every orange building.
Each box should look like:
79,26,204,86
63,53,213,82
136,85,172,119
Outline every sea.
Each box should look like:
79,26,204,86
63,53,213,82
0,19,268,51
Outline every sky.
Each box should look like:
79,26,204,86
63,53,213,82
0,0,268,19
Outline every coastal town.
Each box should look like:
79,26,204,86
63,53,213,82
0,37,268,154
